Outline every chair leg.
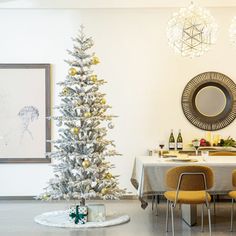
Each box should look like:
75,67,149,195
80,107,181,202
166,200,169,232
213,195,216,216
207,205,211,236
170,203,175,236
231,198,234,232
201,204,204,232
155,195,158,215
152,195,154,211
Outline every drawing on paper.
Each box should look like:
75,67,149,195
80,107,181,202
18,106,39,141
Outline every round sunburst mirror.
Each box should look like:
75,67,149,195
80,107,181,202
181,72,236,131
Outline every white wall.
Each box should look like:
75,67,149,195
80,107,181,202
0,7,236,196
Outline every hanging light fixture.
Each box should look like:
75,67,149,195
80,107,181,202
166,2,218,58
229,16,236,46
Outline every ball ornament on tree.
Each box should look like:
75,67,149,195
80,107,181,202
91,56,100,65
68,67,77,76
82,160,90,168
90,75,97,83
104,172,113,179
101,187,109,195
71,127,79,135
56,120,62,127
108,122,115,129
84,112,91,118
100,98,106,104
62,87,69,96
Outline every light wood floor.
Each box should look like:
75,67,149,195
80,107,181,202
0,199,235,235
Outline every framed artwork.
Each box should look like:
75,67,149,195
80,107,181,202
0,64,51,163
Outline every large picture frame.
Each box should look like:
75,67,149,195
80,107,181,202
0,64,51,163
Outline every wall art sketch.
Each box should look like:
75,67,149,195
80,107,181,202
0,64,51,163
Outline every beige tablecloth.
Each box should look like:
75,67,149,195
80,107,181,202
131,156,236,208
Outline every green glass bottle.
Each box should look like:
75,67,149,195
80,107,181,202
169,129,175,150
176,129,183,150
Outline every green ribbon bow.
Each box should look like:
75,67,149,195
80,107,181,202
70,205,87,224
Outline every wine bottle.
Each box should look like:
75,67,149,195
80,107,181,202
176,129,183,150
169,129,175,150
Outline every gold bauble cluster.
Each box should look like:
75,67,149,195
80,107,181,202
71,127,79,135
68,67,77,76
82,160,90,168
91,56,100,65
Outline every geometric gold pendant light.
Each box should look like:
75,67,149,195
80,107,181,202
167,2,218,58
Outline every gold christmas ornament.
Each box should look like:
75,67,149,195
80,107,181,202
71,127,79,135
100,98,106,104
62,88,69,96
90,75,97,83
68,67,77,76
82,160,90,168
104,172,113,179
101,187,109,195
84,112,91,118
41,194,50,200
91,56,100,65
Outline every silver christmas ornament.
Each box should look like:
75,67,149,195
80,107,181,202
56,121,62,127
108,122,115,129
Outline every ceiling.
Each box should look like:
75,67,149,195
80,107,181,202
1,0,236,9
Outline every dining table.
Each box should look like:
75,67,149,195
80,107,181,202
130,155,236,226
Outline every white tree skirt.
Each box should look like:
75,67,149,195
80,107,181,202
34,210,130,228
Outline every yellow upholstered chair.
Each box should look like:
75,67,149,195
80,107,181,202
164,166,214,236
209,151,236,213
210,152,236,156
228,170,236,231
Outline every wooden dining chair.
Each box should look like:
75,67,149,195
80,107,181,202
164,165,214,236
210,152,236,156
228,170,236,231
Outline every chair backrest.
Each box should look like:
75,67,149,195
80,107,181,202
210,152,236,156
166,165,214,191
232,170,236,187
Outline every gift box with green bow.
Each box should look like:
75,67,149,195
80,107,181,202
69,205,88,224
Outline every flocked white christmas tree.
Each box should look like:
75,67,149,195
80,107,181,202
41,26,125,205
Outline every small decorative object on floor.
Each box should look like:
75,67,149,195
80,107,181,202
69,205,88,224
87,204,106,222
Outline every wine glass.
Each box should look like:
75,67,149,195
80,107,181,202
158,141,165,158
192,139,200,156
